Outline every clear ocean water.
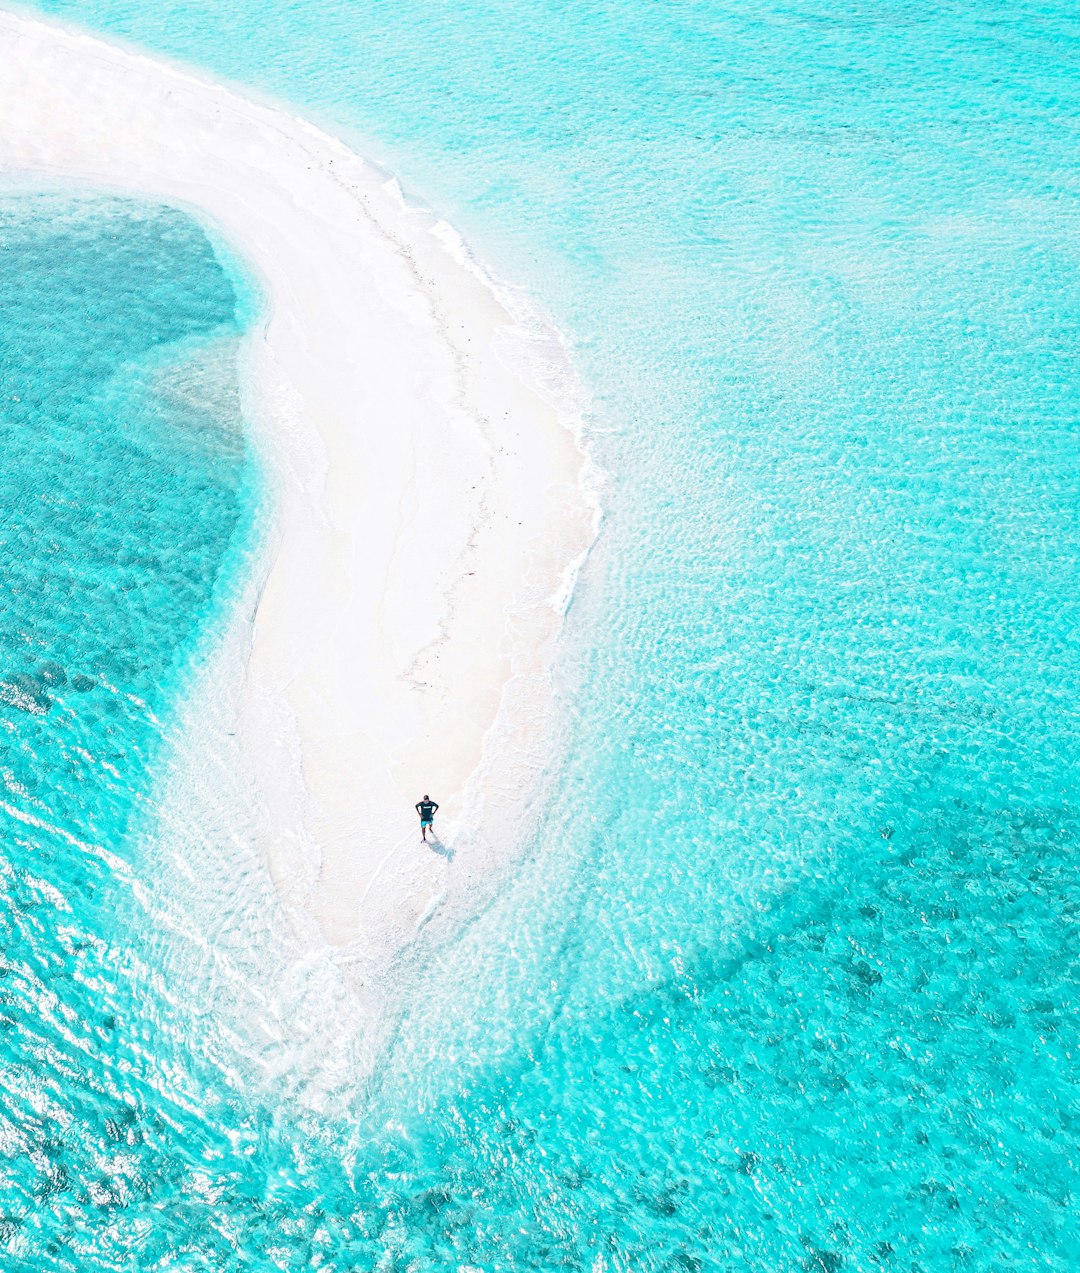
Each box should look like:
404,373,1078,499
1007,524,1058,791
7,1,1080,1268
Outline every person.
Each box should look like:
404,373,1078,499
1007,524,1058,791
415,794,439,841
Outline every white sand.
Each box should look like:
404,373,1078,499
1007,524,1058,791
0,11,597,976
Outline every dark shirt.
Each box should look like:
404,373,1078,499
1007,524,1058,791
416,800,438,820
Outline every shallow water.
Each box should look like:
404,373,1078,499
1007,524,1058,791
0,190,269,1266
10,1,1080,1269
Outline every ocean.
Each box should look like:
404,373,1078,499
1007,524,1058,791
5,1,1080,1268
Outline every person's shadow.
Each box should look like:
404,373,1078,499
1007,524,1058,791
426,832,455,862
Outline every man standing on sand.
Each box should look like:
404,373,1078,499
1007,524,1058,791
415,794,439,841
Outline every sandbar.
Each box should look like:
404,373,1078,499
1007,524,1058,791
0,9,597,978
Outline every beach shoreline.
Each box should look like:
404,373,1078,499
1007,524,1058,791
0,9,598,987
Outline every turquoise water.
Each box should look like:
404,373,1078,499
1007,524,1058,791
9,1,1080,1268
0,190,268,1266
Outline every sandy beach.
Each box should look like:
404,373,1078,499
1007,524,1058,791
0,10,596,973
